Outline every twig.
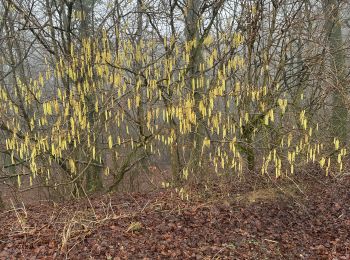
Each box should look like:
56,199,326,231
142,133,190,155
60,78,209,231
80,185,97,220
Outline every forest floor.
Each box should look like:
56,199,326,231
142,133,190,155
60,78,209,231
0,171,349,259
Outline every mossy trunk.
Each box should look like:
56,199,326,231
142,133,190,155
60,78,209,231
86,165,103,193
323,0,348,143
85,99,103,193
80,0,103,193
246,145,255,172
169,120,182,183
0,191,4,209
242,124,255,172
186,0,204,176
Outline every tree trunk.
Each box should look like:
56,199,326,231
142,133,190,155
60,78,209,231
0,191,4,209
80,0,103,192
185,0,205,176
323,0,348,144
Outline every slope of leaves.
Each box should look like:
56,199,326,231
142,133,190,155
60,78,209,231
0,174,349,259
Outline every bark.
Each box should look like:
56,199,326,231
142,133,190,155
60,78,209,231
323,0,348,143
185,0,205,176
0,191,4,209
79,0,103,192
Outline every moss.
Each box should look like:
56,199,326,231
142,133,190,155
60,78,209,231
235,185,301,205
0,192,4,209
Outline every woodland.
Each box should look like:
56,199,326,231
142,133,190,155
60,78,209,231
0,0,349,258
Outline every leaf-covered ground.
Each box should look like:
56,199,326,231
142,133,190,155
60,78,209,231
0,173,349,259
